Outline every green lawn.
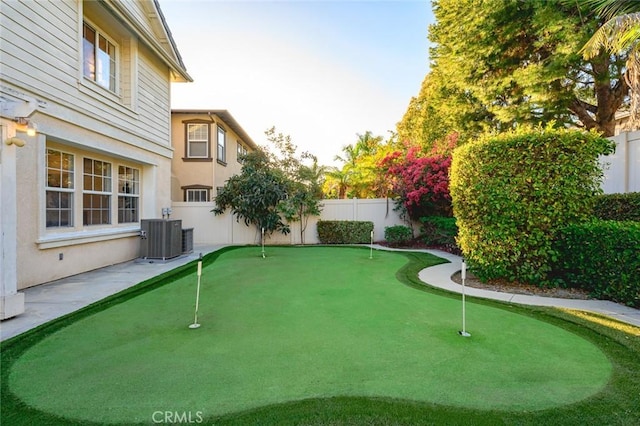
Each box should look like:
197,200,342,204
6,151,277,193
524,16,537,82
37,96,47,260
2,246,639,425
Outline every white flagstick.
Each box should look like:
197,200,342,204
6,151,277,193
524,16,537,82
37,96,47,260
459,258,471,337
369,230,374,259
261,227,266,258
189,253,203,329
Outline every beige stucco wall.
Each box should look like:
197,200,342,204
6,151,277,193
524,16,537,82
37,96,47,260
3,0,182,289
14,114,173,289
170,112,252,202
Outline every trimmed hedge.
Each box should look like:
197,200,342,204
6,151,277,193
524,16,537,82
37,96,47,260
317,220,374,244
420,216,458,246
384,225,413,246
450,128,614,285
554,220,640,308
593,192,640,222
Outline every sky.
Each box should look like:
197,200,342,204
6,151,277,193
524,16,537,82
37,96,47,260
158,0,435,166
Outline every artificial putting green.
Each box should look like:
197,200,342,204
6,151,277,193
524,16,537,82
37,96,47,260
7,246,612,424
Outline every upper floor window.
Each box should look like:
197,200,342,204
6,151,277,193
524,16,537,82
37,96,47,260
237,142,247,162
217,126,226,164
46,149,75,228
83,21,117,92
187,123,209,158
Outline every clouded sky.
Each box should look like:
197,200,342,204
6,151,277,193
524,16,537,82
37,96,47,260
158,0,434,166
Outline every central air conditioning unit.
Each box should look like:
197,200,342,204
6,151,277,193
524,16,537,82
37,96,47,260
140,219,183,260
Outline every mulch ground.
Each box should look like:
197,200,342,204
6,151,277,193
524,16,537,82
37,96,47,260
379,241,593,300
450,271,593,300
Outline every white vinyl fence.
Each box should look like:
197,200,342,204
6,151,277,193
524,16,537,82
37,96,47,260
601,130,640,194
171,198,406,245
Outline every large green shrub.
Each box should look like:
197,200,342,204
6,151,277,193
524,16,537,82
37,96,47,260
317,220,374,244
593,192,640,222
554,220,640,308
450,128,614,284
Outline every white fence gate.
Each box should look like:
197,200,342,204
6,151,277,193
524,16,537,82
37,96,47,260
601,130,640,194
171,198,406,246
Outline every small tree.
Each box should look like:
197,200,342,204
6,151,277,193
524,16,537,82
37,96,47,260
212,151,290,241
279,155,325,244
214,128,324,245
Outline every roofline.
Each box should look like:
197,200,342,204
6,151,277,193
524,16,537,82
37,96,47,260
172,109,258,149
103,0,192,83
152,0,192,82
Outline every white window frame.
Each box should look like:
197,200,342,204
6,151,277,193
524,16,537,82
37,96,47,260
82,20,118,93
186,188,209,202
187,123,210,158
217,126,226,164
117,165,140,223
237,141,247,162
83,158,112,226
46,149,75,228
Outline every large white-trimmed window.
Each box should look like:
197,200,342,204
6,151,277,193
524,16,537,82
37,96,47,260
46,149,75,228
186,123,210,158
83,21,117,92
118,166,140,223
83,158,112,225
217,126,226,164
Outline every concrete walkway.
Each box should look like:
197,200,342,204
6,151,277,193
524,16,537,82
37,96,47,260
0,245,226,341
387,246,640,328
1,244,638,342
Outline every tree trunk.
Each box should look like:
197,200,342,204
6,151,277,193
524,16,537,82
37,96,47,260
593,54,628,136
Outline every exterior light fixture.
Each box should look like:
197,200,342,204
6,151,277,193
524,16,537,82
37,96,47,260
13,117,37,137
26,121,37,137
4,137,26,147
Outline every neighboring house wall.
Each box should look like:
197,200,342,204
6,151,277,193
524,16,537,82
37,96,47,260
170,110,257,203
172,198,406,245
0,0,190,300
601,130,640,194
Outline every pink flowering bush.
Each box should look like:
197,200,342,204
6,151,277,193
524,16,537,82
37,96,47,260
381,146,453,220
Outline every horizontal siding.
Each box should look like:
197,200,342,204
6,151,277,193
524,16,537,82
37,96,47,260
120,0,155,36
1,0,173,151
137,45,171,145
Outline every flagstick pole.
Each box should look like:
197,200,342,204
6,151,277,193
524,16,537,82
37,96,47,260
369,230,374,259
459,258,471,337
189,253,203,329
261,227,265,258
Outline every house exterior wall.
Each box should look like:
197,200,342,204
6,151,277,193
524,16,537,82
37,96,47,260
170,111,255,202
1,0,188,292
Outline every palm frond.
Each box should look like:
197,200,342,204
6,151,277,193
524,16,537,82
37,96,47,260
582,12,640,59
578,0,640,20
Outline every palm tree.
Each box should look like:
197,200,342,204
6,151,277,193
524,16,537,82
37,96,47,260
324,167,350,199
581,0,640,128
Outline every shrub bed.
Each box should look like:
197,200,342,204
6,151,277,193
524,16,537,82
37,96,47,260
554,220,640,308
420,216,458,246
593,192,640,222
317,220,374,244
